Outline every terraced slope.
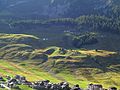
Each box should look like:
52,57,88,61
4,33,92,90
0,60,89,89
0,33,47,61
41,47,120,88
0,34,120,89
0,46,120,89
0,33,40,48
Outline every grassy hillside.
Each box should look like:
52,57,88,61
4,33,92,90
0,33,46,61
0,34,120,89
0,0,120,89
0,47,120,89
0,44,48,61
0,33,40,48
41,47,120,88
0,60,89,89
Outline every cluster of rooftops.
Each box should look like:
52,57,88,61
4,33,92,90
0,75,118,90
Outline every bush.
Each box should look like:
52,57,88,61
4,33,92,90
72,33,98,48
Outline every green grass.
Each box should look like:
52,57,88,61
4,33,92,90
56,73,89,88
0,57,120,89
0,43,47,61
0,60,59,82
0,60,90,89
0,60,86,90
0,33,40,49
44,46,86,58
42,47,120,89
0,33,39,40
0,44,120,89
18,85,33,90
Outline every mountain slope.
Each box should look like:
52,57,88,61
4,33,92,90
0,0,120,89
0,0,119,18
1,16,120,51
